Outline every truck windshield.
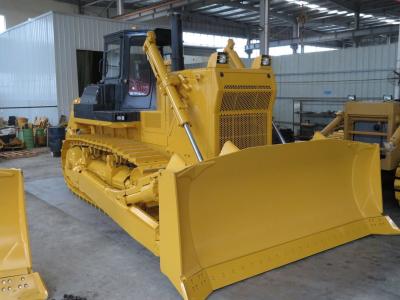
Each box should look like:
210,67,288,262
105,41,121,78
129,44,151,96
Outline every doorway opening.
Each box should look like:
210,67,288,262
76,50,103,96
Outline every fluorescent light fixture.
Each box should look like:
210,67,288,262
285,0,309,6
285,1,396,26
297,1,309,5
306,4,320,9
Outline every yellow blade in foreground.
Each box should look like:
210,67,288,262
0,169,47,300
158,139,400,300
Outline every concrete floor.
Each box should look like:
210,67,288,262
1,152,400,300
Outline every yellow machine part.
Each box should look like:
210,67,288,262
62,33,400,299
317,101,400,206
158,139,400,299
394,167,400,205
318,101,400,171
0,169,47,300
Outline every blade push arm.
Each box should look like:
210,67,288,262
320,111,344,136
224,39,245,69
384,124,400,150
143,31,203,161
390,125,400,147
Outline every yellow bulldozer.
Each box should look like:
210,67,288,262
317,100,400,205
61,29,400,299
0,169,47,300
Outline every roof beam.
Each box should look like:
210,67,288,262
187,0,297,24
224,2,348,28
83,0,110,7
114,0,204,22
215,9,251,17
181,11,254,37
325,0,358,12
190,1,353,30
184,45,216,56
188,2,222,12
245,24,398,49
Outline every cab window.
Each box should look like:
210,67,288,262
128,43,151,97
105,40,121,78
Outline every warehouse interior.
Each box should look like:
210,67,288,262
1,1,400,300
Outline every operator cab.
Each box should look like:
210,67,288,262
74,29,171,122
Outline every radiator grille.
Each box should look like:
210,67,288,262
221,91,271,111
219,85,271,150
224,85,270,90
220,113,267,149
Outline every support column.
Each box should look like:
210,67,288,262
259,0,270,55
78,0,83,14
395,25,400,100
171,13,184,71
353,10,360,47
290,44,298,54
297,15,306,54
245,38,253,59
291,22,299,54
117,0,124,16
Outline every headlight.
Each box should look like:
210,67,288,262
347,95,356,101
383,95,393,101
217,52,228,64
261,55,271,66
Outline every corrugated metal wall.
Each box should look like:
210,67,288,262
0,13,58,124
0,12,134,123
1,12,398,128
53,12,134,117
272,44,398,129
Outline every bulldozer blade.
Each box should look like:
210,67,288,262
0,169,48,300
158,139,400,300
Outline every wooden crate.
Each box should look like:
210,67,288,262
0,147,49,160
